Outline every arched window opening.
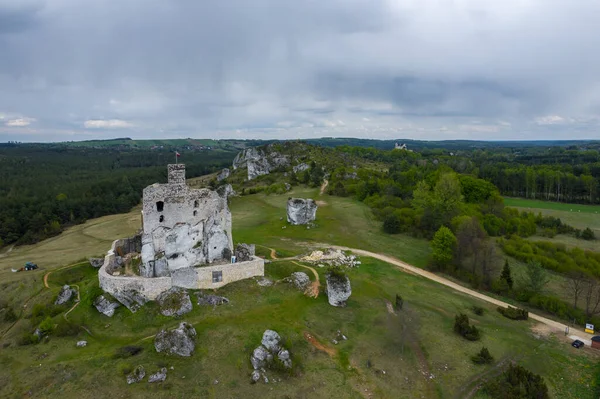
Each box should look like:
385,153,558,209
194,200,199,208
156,201,164,212
193,210,198,216
159,215,164,223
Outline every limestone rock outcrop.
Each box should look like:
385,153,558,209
111,288,147,313
148,368,168,383
285,272,310,291
216,168,230,182
326,273,352,307
196,292,229,306
287,198,317,225
154,322,197,357
126,365,145,384
55,285,77,305
93,294,121,317
232,147,290,180
250,330,292,383
76,340,87,348
234,243,255,262
157,287,193,317
293,163,310,173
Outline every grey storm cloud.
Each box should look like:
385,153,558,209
1,0,600,141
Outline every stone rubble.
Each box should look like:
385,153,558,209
89,258,104,268
234,243,255,262
195,292,230,306
126,365,146,384
301,248,361,268
76,341,87,348
284,272,310,291
257,277,273,287
93,294,121,317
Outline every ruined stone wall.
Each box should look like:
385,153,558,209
99,238,264,300
99,239,172,300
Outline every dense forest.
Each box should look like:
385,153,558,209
0,144,236,246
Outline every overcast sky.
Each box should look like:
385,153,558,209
1,0,600,142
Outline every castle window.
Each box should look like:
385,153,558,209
159,215,164,223
212,271,223,283
193,210,197,216
194,200,199,208
156,201,164,212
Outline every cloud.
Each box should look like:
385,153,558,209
5,117,36,127
1,0,600,141
84,119,134,129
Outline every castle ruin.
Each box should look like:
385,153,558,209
98,164,264,304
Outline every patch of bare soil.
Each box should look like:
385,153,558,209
315,200,328,207
304,331,336,357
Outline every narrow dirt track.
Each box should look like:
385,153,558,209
331,245,593,344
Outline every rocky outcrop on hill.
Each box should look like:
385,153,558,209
93,294,121,317
89,258,104,268
155,322,197,357
250,330,292,383
55,285,77,305
126,365,145,384
234,243,255,262
233,147,290,180
111,288,147,313
217,168,230,181
285,272,310,291
157,287,193,317
326,273,352,307
287,198,317,225
293,163,310,173
217,183,236,198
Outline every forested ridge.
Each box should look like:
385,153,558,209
0,144,235,246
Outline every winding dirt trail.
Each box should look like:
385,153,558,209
304,331,336,357
291,261,320,298
331,245,593,345
320,179,328,195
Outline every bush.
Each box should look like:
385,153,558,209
37,316,55,337
395,294,403,310
383,213,401,234
454,313,481,341
471,347,494,365
483,363,549,399
54,319,80,337
18,331,40,346
497,306,528,320
472,306,485,316
114,345,144,359
582,227,596,240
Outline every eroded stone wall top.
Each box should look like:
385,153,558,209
168,164,186,185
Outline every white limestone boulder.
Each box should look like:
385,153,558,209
287,198,317,225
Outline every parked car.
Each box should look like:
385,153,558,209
572,339,584,348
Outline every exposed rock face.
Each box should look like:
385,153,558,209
287,198,317,225
217,168,230,182
326,273,352,307
148,368,167,383
89,258,104,268
301,248,361,267
196,292,229,306
217,184,236,198
55,285,77,305
76,341,87,348
293,163,310,173
234,243,255,262
233,147,290,180
286,272,310,291
127,366,145,384
257,277,273,287
250,330,292,383
93,295,121,317
157,287,193,317
154,322,196,357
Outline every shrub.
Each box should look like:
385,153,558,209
114,345,144,359
582,227,596,240
37,316,55,337
54,320,80,337
471,347,494,365
18,332,40,346
472,306,485,316
454,313,481,341
483,364,549,399
497,306,528,320
383,213,401,234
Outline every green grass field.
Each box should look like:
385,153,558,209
0,189,598,398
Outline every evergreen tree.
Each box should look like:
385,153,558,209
500,259,514,289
